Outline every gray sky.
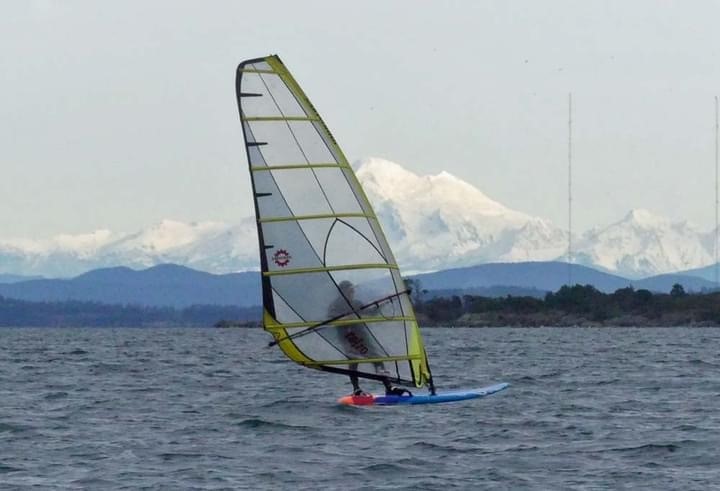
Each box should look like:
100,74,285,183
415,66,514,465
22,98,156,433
3,0,720,238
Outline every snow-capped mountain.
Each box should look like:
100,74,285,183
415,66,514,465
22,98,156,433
0,230,116,278
0,220,259,277
1,158,716,278
574,209,714,279
96,218,258,273
356,158,567,271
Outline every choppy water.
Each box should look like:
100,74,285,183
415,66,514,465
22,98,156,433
1,327,720,490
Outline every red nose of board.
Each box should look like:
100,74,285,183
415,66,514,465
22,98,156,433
337,394,376,406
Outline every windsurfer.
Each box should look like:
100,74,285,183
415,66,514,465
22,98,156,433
328,280,402,396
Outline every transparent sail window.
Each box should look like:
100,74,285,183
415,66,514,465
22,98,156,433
269,168,334,216
268,268,401,325
246,121,307,164
244,61,272,71
323,220,386,267
239,73,281,117
287,121,336,163
252,171,294,220
258,74,307,117
313,168,365,214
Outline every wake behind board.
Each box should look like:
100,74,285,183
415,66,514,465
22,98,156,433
338,382,509,406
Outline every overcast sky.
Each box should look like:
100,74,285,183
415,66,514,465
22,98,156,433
3,0,720,238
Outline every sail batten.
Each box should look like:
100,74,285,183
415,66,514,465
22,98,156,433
251,163,348,171
258,212,374,223
243,116,321,122
236,54,432,389
239,68,276,74
303,356,423,366
262,263,398,276
266,316,416,329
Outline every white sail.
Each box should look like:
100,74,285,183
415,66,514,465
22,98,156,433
236,55,432,388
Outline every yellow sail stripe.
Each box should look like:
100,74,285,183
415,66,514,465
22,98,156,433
251,163,348,171
264,316,414,329
303,355,422,366
239,68,276,74
259,212,372,223
243,116,320,122
263,263,398,277
264,310,314,364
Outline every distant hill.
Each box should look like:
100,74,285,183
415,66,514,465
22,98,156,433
632,273,716,293
0,274,43,284
0,262,714,310
676,262,720,284
410,262,630,293
410,261,715,295
0,264,260,308
0,295,260,327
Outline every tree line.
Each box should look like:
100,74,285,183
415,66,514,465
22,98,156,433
408,282,720,326
0,296,260,327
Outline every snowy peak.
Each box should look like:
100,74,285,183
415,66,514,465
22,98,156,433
0,229,114,256
576,208,711,278
356,158,521,220
355,157,564,272
107,219,227,253
625,208,663,224
0,219,260,277
620,208,689,230
51,230,115,253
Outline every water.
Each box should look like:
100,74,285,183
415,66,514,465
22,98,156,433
1,327,719,490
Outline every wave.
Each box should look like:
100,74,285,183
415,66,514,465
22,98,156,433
610,442,681,454
411,441,486,454
64,348,88,355
0,464,23,474
43,391,68,400
578,440,702,457
234,418,312,431
0,422,32,434
360,462,407,473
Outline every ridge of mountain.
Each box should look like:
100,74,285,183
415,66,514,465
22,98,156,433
2,158,718,279
0,264,260,308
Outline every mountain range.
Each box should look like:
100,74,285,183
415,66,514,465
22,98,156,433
0,262,715,309
411,261,716,296
0,264,260,308
2,158,718,279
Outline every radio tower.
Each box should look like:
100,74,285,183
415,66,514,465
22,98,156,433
568,93,573,286
715,96,718,289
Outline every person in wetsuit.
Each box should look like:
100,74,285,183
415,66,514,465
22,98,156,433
328,280,409,397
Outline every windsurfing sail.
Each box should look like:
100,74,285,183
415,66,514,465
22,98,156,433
235,55,433,389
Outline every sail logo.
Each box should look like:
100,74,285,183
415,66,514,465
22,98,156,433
273,249,292,267
344,329,369,355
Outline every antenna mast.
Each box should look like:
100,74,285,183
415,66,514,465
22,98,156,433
568,93,573,285
715,96,718,288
